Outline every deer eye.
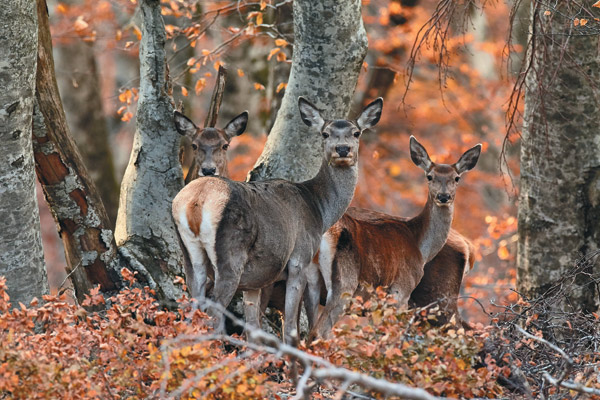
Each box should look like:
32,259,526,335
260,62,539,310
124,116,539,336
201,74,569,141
322,132,329,139
222,144,229,150
353,131,360,138
191,143,198,151
426,175,433,181
455,176,460,182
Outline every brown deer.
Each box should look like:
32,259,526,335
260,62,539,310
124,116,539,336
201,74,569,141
171,97,383,343
174,110,248,183
308,136,481,340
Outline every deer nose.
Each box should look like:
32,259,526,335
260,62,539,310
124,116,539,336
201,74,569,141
437,193,451,203
336,145,351,158
201,167,217,176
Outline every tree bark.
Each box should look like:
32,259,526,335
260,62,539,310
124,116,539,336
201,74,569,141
33,0,122,302
517,1,600,311
114,0,186,304
248,0,368,182
55,25,120,226
0,0,49,304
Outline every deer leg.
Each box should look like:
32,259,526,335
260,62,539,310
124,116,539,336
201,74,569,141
309,251,359,341
210,255,245,333
284,258,308,345
243,289,262,340
303,262,322,330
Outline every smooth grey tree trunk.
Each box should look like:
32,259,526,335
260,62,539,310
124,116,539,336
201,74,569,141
517,1,600,312
248,0,368,182
115,0,186,304
0,0,49,303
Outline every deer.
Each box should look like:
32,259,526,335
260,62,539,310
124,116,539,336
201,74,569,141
171,97,383,344
307,136,481,340
174,110,249,183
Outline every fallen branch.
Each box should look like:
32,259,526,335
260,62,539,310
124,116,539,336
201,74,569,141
159,299,444,400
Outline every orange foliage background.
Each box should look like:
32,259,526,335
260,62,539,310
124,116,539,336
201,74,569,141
42,0,520,325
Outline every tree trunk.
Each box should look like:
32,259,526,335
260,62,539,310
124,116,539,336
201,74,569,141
0,0,49,304
55,23,120,226
517,2,600,312
33,0,122,302
248,0,368,182
114,0,186,305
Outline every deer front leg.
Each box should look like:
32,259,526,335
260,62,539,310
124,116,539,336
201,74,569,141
284,258,308,345
243,289,262,340
303,261,322,330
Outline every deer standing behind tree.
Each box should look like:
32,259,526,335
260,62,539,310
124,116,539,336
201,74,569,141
174,110,249,182
172,97,383,344
308,136,481,340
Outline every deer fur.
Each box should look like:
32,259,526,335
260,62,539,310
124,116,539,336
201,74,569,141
174,110,248,183
172,97,383,343
308,137,481,340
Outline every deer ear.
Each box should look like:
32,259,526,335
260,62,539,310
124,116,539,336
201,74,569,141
455,144,482,174
224,111,248,140
174,111,197,137
298,97,325,131
409,136,433,171
357,97,383,131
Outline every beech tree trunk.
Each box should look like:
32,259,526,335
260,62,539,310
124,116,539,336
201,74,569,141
33,0,122,302
517,2,600,311
248,0,368,182
0,0,49,304
114,0,186,304
55,26,120,226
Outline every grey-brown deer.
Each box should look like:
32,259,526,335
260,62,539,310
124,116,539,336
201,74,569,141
174,110,248,183
308,136,481,340
171,97,383,344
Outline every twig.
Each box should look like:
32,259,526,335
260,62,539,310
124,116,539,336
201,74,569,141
204,65,227,128
542,372,600,395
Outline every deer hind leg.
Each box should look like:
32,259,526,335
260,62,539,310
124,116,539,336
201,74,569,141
308,249,359,341
209,251,247,333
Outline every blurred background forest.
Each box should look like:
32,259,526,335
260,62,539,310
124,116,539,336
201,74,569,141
42,0,522,324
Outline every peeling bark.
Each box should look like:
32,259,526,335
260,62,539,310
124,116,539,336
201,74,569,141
248,0,368,182
517,2,600,311
114,0,185,304
33,0,122,302
0,0,49,304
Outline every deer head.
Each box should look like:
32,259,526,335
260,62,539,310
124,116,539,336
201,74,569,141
174,111,248,177
410,136,481,207
298,97,383,168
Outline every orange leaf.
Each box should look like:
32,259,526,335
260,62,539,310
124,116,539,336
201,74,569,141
593,0,600,8
74,16,89,33
580,18,588,26
260,0,268,10
574,18,580,26
497,245,510,260
195,78,206,94
276,52,287,62
276,82,287,93
275,38,288,47
132,26,142,40
543,10,551,16
237,68,245,77
267,47,280,60
181,87,188,97
254,83,265,91
256,12,263,26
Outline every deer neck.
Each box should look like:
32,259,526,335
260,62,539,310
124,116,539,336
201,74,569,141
414,195,453,264
301,157,358,233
